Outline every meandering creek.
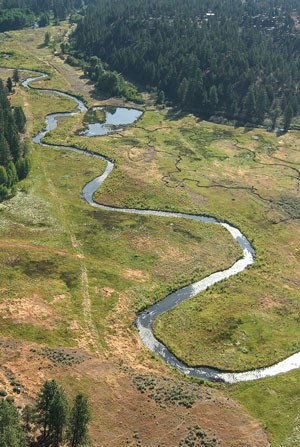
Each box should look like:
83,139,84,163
17,69,300,383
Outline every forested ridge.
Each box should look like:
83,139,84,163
72,0,300,125
0,0,85,31
0,73,30,201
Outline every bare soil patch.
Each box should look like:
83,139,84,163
0,295,57,328
123,268,149,283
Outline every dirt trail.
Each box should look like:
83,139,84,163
40,162,99,355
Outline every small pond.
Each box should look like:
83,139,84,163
80,106,143,136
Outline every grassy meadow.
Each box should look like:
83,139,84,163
0,24,299,446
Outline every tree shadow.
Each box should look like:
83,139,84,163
165,107,189,121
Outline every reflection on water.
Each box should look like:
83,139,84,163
80,106,143,136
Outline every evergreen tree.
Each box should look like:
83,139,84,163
13,106,26,133
44,31,51,46
270,108,280,129
0,79,10,110
21,404,35,433
5,119,21,161
12,68,19,85
16,156,30,180
6,161,18,187
0,108,4,135
6,77,13,93
256,86,268,123
0,399,27,447
37,379,60,440
38,12,50,27
177,78,189,107
22,139,31,156
283,104,293,131
244,87,257,122
68,394,90,447
0,185,9,201
209,85,218,113
48,387,69,447
0,166,8,185
157,90,165,105
0,134,11,167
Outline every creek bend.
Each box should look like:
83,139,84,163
15,68,300,383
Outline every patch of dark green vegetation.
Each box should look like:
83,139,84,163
132,374,200,409
173,225,203,243
72,0,300,128
32,347,91,366
10,254,80,290
0,76,30,202
64,53,144,104
276,196,300,219
0,0,88,31
178,425,220,447
0,8,34,32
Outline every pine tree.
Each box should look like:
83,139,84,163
0,79,10,110
0,399,27,447
16,157,30,180
13,106,26,133
270,108,280,130
6,77,13,94
0,166,8,185
0,108,4,135
21,404,35,433
283,104,293,131
244,87,256,122
256,86,268,123
5,119,21,161
48,387,69,447
38,12,50,27
6,161,18,188
12,69,20,85
37,380,60,439
209,85,218,113
68,394,90,447
157,90,165,105
44,31,51,46
177,78,189,107
0,134,11,167
22,139,31,156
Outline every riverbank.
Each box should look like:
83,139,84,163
0,24,299,446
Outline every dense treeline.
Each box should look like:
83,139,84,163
0,379,90,447
64,53,143,103
0,0,84,17
0,76,30,201
0,0,85,31
0,8,34,31
73,0,300,125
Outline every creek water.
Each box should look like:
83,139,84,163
17,69,300,383
80,106,143,136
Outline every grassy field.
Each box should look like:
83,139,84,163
228,369,300,446
0,24,299,447
44,92,300,372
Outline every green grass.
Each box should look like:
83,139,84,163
1,25,300,445
228,370,300,446
42,100,300,372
